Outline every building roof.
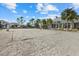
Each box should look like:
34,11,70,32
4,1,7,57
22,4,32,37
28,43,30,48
0,20,9,25
54,17,79,23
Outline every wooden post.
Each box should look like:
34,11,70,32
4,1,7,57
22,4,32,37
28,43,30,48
11,31,14,41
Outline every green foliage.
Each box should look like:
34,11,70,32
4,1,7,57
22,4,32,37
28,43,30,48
16,16,25,28
42,19,48,29
34,19,41,28
61,8,78,21
34,22,39,28
11,25,17,28
27,22,32,28
29,18,35,27
47,18,53,25
61,8,78,29
30,18,34,24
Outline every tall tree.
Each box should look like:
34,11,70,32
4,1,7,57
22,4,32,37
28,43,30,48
35,19,41,28
29,18,35,27
17,16,25,28
27,22,32,28
61,8,78,30
47,18,53,29
42,19,47,29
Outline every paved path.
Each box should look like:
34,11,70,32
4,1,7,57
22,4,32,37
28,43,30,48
0,29,79,56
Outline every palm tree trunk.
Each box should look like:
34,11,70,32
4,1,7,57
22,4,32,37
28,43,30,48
72,22,74,29
67,21,69,31
70,21,74,30
62,23,64,30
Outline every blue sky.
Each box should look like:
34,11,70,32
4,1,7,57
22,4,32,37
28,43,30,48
0,3,79,23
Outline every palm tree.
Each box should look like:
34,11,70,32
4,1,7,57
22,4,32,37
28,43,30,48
47,18,53,29
29,18,35,27
35,19,43,29
42,19,47,29
27,22,32,28
17,16,25,28
61,8,78,30
35,19,41,28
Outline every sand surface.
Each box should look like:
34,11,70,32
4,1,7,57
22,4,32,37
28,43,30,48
0,29,79,56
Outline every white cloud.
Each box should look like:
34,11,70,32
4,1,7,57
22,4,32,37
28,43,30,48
72,3,79,9
36,3,59,14
46,5,59,11
39,14,60,19
23,10,27,14
36,3,44,11
3,3,17,10
12,10,17,13
2,3,17,14
32,16,35,18
40,11,48,14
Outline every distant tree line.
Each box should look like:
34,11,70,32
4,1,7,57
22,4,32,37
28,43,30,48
26,18,53,29
2,7,79,30
13,7,79,30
